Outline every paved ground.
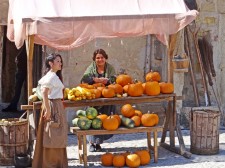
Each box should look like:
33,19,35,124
1,103,225,168
67,129,225,168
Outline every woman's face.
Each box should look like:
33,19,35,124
95,54,106,66
50,56,62,72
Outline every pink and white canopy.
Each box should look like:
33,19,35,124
7,0,198,50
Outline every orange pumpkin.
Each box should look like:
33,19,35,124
145,81,160,96
135,150,151,165
101,152,114,166
131,115,141,127
90,88,102,98
113,154,125,167
97,86,105,92
126,154,141,168
127,82,144,97
141,113,159,126
123,84,129,93
145,70,161,82
97,114,108,122
116,74,132,87
121,104,135,118
112,114,121,126
108,83,123,94
142,82,146,94
159,82,174,94
103,116,119,131
102,87,115,98
134,110,143,117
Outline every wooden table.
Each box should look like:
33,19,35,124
70,126,163,167
22,93,191,166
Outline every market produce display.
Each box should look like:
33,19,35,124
28,70,174,102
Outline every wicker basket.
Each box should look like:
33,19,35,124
0,117,29,166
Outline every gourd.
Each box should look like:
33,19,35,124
113,154,125,167
76,110,86,118
116,74,132,87
159,82,174,94
77,118,92,130
101,152,114,166
145,81,160,96
145,70,161,82
134,150,151,165
91,118,102,129
120,115,135,128
86,107,98,119
126,154,141,168
72,118,79,126
103,115,119,131
121,104,135,118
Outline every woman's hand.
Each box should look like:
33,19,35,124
43,110,51,121
93,77,108,84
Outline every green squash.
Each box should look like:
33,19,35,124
91,118,102,129
86,107,98,119
72,118,79,126
77,118,92,130
76,110,86,118
120,115,135,128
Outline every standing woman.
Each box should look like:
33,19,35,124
32,53,68,168
81,49,116,152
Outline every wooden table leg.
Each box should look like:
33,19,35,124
77,135,83,164
154,130,158,163
82,135,88,168
160,95,192,158
147,132,151,159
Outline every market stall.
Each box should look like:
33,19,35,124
6,0,198,166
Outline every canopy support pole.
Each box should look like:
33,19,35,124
25,35,34,103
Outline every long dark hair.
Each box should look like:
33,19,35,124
92,49,108,61
44,53,63,82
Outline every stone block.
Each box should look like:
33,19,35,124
217,0,225,13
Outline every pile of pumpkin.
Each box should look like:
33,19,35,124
68,70,174,100
101,150,150,167
72,104,159,130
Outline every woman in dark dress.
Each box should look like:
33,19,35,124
81,49,116,152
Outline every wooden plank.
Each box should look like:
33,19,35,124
33,94,175,109
147,132,151,159
21,105,33,110
201,113,208,149
82,135,88,168
70,126,163,136
154,131,158,163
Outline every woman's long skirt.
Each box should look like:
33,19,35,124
32,99,68,168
